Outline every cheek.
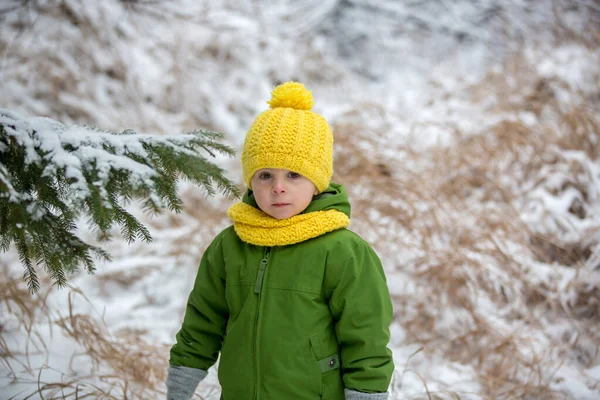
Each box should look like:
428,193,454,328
253,188,268,203
302,189,315,206
253,194,270,212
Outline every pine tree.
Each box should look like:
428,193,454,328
0,108,240,293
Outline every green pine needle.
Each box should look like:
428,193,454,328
0,109,239,293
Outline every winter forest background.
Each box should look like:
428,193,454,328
1,0,600,399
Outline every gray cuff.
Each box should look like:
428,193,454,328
345,388,389,400
166,364,208,400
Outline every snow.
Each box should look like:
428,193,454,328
1,0,600,399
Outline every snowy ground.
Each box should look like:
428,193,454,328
1,1,600,399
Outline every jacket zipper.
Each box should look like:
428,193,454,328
254,248,270,294
253,247,271,400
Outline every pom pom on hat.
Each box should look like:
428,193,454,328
267,81,314,110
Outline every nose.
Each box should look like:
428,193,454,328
272,178,286,194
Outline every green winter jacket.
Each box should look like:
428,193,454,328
169,183,394,399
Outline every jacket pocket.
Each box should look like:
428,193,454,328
310,335,340,399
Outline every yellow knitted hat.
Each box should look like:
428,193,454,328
241,81,333,193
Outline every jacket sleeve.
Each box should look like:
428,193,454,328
328,239,394,394
169,232,229,371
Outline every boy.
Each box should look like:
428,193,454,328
167,82,394,399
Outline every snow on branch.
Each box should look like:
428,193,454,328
0,108,239,293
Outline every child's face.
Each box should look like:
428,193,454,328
251,168,319,220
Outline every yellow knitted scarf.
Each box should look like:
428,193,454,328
227,202,350,246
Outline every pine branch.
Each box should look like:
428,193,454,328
0,108,239,293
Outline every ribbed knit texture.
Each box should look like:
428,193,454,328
227,202,349,246
241,82,333,192
345,389,389,400
166,365,207,400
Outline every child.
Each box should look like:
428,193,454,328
167,82,394,400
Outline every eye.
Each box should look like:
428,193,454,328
258,172,272,179
288,172,301,179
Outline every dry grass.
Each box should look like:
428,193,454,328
0,268,175,399
0,266,53,378
331,44,600,398
551,0,600,49
56,289,169,388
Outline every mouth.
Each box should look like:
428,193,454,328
272,203,291,207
